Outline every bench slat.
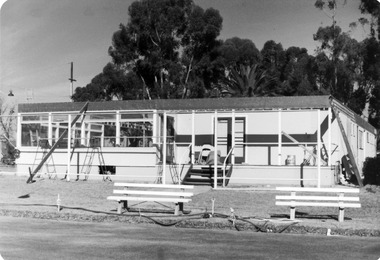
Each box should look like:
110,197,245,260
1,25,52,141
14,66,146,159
276,187,359,193
107,196,191,203
276,201,361,208
113,190,193,197
114,183,194,189
276,195,359,201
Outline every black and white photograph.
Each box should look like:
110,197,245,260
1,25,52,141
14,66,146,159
0,0,380,259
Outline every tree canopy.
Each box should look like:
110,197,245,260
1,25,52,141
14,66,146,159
71,0,380,139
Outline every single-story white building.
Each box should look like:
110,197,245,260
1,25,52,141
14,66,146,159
15,95,377,187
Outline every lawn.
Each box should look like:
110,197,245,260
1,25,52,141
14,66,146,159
0,175,379,235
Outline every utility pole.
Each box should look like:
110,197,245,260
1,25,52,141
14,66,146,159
69,62,76,101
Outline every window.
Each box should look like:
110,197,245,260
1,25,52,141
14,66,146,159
119,112,154,147
20,113,49,147
19,111,155,148
120,122,153,147
358,130,363,149
21,123,48,147
351,122,356,137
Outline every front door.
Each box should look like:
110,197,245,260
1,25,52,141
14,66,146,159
217,117,245,164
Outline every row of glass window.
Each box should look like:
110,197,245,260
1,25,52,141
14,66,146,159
21,113,153,148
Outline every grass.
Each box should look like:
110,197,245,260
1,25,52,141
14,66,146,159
1,175,380,234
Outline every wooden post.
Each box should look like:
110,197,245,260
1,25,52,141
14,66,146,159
17,113,22,148
48,113,52,146
67,114,71,181
338,193,344,222
290,191,296,220
191,110,195,164
162,112,167,184
338,207,345,222
278,109,282,165
328,107,332,166
231,109,235,165
317,109,321,188
174,203,183,215
116,111,120,146
214,111,218,189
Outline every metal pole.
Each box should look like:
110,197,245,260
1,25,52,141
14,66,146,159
328,107,332,166
214,111,218,189
81,118,86,146
317,109,321,188
116,111,120,146
16,113,21,148
48,113,52,146
153,111,158,145
278,109,282,165
231,109,235,165
67,114,72,181
162,112,167,184
69,62,76,102
191,110,195,164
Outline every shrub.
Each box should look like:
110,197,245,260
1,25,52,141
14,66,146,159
362,156,380,185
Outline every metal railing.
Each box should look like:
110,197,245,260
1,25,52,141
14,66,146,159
222,145,235,187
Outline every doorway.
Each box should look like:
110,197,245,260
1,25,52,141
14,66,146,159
216,117,245,164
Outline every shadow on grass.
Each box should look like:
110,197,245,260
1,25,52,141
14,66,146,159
2,202,192,216
271,211,352,221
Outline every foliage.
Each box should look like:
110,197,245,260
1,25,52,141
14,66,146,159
313,24,369,115
72,63,144,101
107,0,223,99
71,0,380,139
0,94,18,163
280,46,321,96
359,0,380,40
218,37,274,97
363,156,380,185
347,87,367,115
361,37,380,146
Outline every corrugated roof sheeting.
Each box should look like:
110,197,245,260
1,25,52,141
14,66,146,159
18,95,332,113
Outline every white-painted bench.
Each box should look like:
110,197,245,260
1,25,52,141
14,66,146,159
107,183,194,215
275,187,361,222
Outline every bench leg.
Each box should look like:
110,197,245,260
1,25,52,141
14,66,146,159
117,201,128,214
290,207,296,220
174,203,184,216
338,208,344,222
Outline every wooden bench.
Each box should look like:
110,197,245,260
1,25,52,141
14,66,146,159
107,183,194,215
275,187,361,222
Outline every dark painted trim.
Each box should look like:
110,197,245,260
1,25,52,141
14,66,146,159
176,133,317,144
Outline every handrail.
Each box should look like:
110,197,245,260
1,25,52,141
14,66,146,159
177,143,192,184
223,145,235,187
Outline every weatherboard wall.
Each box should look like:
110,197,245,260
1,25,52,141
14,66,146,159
14,96,377,186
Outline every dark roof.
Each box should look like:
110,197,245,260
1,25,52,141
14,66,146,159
18,95,332,113
17,95,377,134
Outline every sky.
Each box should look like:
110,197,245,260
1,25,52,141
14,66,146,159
0,0,372,104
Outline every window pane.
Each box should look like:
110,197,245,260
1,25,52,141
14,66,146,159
21,123,48,147
104,124,116,147
88,113,116,121
120,122,153,147
121,113,153,120
22,114,48,121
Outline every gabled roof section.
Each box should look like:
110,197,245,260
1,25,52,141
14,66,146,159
331,97,377,134
18,95,332,113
